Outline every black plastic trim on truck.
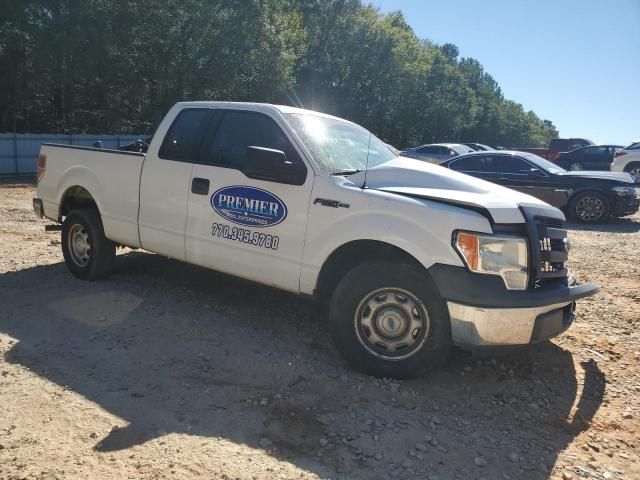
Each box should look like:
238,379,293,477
428,263,599,309
518,204,569,287
41,143,145,157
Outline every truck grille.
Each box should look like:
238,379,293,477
535,220,568,281
519,207,569,288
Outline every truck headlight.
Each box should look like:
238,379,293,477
454,232,529,290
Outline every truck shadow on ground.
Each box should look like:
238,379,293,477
0,252,605,479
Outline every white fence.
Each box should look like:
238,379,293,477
0,133,149,175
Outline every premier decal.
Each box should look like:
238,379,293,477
210,186,287,227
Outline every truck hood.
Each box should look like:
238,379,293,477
557,170,635,183
349,157,563,224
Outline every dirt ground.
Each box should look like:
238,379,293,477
0,182,638,480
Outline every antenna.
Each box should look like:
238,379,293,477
362,132,372,189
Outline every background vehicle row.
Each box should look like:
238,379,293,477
611,142,640,183
439,151,639,223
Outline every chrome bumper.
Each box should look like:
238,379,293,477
447,301,575,347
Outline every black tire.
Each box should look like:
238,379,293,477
329,261,451,379
61,209,115,280
569,191,611,223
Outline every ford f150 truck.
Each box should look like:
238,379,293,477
33,102,599,378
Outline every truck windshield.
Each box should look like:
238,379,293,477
285,113,397,175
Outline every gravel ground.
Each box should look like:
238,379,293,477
0,182,638,480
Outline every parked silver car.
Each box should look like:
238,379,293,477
400,143,474,163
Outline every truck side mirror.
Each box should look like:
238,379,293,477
243,146,306,185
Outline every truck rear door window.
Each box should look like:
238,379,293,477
159,109,211,162
205,111,300,170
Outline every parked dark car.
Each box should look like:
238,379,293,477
463,142,494,151
557,145,624,171
440,151,639,223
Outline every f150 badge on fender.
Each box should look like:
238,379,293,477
210,185,287,227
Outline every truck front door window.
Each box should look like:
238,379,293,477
206,111,300,169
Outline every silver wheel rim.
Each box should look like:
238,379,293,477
576,196,605,221
570,162,583,171
68,224,91,267
629,168,640,183
354,287,430,360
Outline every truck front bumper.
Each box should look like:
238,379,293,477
447,300,576,347
428,264,600,348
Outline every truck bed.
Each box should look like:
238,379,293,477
37,144,146,247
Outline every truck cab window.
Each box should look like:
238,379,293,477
159,109,210,162
207,111,299,170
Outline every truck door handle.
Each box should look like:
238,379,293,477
191,177,210,195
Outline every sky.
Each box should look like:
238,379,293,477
372,0,640,146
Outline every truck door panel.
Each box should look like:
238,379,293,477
185,109,313,292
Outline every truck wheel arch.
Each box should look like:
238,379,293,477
315,240,436,302
59,185,100,221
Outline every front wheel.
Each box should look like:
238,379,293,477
62,209,115,280
569,191,611,223
329,262,451,378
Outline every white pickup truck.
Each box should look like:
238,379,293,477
33,102,599,378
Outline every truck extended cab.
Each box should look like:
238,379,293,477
33,102,599,378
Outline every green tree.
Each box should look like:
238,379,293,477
0,0,558,149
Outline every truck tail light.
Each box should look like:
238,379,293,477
37,154,47,184
614,150,627,158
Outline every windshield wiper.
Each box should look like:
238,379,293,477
330,169,362,176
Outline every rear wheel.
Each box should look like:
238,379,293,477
569,191,611,223
329,262,451,378
62,209,115,280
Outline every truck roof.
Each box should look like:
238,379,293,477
174,101,354,124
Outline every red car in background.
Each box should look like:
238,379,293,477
515,138,593,161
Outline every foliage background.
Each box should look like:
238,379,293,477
0,0,558,148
